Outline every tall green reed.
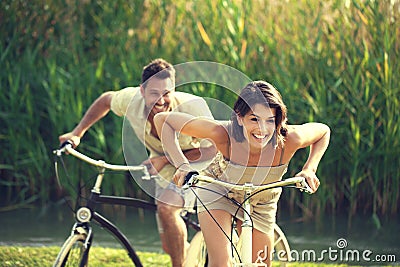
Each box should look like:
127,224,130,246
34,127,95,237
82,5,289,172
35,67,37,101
1,0,398,225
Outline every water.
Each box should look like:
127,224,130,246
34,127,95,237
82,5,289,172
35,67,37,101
0,204,399,265
0,205,163,253
276,211,400,266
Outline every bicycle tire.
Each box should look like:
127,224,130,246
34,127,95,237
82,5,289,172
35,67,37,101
273,224,291,265
185,229,239,267
185,224,291,267
185,231,208,267
53,228,90,267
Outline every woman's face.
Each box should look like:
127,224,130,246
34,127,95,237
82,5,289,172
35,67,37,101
238,103,276,150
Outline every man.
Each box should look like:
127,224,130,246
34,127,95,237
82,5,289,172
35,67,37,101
59,58,214,267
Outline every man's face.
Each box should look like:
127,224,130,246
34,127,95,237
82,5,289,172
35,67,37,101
140,77,175,118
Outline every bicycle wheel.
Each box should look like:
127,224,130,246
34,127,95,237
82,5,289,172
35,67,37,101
185,225,291,267
53,227,90,267
185,231,208,267
273,224,291,266
185,230,240,267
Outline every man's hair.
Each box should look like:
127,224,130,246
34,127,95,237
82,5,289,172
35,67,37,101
141,58,176,87
230,81,288,148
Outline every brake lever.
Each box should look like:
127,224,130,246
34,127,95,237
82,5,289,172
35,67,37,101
182,171,199,189
53,140,73,156
141,166,150,180
299,178,313,194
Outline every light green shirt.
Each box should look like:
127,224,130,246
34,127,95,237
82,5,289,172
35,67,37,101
110,87,213,181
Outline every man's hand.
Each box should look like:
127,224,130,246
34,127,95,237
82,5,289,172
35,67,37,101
172,163,193,187
141,155,169,175
59,133,81,148
174,166,195,187
295,169,320,193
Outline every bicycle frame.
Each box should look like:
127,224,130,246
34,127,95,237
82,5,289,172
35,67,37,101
54,143,200,267
240,184,253,264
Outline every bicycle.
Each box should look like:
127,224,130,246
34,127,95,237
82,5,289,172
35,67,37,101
182,171,313,267
52,142,200,267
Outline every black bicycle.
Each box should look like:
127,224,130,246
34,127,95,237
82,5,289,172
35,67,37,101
52,142,200,267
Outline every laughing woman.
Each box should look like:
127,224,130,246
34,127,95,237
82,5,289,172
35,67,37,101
154,81,330,267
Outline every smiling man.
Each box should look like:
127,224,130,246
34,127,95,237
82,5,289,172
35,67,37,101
59,58,215,267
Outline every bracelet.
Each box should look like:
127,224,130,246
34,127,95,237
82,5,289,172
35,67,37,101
176,162,190,169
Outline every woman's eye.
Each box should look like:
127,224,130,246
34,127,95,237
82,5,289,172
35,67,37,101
250,117,258,122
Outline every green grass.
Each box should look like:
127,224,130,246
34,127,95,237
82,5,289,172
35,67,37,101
0,246,170,267
1,246,388,267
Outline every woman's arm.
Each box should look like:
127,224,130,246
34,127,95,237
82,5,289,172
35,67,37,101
290,122,331,192
154,112,224,185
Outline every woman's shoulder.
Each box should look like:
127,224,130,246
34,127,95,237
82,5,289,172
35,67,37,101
211,121,230,139
284,125,302,143
285,123,330,148
208,121,231,155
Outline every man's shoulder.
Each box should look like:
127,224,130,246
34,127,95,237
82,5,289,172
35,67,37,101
110,86,142,116
173,91,203,101
173,92,207,108
116,86,140,95
112,86,141,102
173,91,212,117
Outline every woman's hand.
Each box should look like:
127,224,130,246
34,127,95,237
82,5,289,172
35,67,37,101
173,163,192,187
295,169,320,193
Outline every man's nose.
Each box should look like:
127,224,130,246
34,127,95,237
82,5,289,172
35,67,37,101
156,96,165,105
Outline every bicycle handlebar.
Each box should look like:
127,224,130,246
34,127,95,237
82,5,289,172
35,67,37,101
183,171,313,194
54,141,150,179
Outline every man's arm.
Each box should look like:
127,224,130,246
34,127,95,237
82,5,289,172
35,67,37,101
59,91,115,147
182,146,216,163
143,146,216,175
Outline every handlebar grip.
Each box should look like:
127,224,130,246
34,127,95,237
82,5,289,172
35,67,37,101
184,171,199,185
141,166,150,180
300,178,313,194
54,140,73,156
59,140,73,149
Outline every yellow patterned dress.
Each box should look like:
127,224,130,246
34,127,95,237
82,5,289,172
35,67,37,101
197,152,288,235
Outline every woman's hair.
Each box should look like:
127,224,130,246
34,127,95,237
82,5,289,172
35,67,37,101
141,58,175,87
231,80,288,147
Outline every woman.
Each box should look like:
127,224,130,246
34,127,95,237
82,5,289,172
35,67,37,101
154,81,330,267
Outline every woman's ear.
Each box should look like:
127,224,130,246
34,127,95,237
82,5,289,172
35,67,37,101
236,115,243,126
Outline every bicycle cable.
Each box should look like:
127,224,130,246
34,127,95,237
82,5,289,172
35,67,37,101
188,185,254,262
54,153,98,212
190,182,301,263
55,152,144,213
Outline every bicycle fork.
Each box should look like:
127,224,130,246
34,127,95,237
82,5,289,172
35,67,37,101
239,185,253,266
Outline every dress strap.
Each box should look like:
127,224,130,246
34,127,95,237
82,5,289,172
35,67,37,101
227,135,232,159
279,147,285,165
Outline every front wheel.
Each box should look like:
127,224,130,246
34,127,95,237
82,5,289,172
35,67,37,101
185,230,239,267
185,224,291,267
273,224,292,265
53,227,90,267
185,231,208,267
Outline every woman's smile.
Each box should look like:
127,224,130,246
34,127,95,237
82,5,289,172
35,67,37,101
239,104,276,148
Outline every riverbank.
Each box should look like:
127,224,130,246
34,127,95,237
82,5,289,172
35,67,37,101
1,246,397,267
